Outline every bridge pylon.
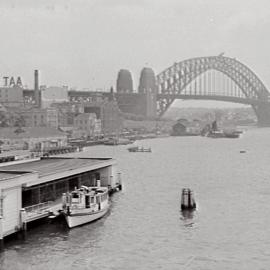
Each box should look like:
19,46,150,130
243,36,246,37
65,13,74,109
255,103,270,127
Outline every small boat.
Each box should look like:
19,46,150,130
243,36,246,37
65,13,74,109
104,137,132,145
127,146,151,152
207,130,225,138
62,185,109,228
224,132,240,138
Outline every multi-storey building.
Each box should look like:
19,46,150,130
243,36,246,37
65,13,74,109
83,100,123,135
21,107,59,128
51,102,84,126
0,86,24,107
74,113,101,138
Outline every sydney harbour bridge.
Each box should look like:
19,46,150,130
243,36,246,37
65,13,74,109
67,55,270,126
156,55,270,126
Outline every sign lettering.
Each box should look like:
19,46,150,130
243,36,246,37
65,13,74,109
2,76,23,87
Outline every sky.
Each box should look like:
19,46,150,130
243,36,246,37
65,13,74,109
0,0,269,107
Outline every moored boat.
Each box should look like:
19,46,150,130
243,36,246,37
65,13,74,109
104,137,132,145
224,131,240,138
62,184,109,228
127,146,152,152
207,130,225,138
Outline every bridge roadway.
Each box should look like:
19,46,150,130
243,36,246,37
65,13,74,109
157,94,269,106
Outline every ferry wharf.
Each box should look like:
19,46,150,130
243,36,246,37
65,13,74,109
0,156,122,250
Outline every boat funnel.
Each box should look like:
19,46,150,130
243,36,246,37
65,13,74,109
96,180,101,187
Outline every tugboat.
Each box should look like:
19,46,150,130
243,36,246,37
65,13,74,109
62,183,109,228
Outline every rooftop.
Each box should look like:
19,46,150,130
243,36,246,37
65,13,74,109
0,157,115,181
0,127,66,139
0,172,24,180
0,150,30,158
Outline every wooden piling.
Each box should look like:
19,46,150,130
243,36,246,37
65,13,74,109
181,188,196,210
0,216,4,251
20,208,27,240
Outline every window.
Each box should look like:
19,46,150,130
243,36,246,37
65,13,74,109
72,193,79,198
55,181,67,198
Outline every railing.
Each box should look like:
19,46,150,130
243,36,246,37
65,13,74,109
24,201,53,214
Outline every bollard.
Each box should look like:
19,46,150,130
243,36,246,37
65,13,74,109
0,216,4,251
117,173,122,190
20,208,27,240
181,188,196,210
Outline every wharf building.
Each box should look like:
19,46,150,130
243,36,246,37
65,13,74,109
171,119,202,136
0,127,67,151
0,156,120,240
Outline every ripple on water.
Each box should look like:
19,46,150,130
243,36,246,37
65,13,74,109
1,129,270,269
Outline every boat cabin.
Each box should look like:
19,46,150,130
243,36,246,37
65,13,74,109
63,186,108,211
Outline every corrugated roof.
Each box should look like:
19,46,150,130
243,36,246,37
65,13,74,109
0,157,112,179
0,172,23,180
0,127,66,139
0,150,30,158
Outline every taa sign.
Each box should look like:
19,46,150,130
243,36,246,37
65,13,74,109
3,76,23,87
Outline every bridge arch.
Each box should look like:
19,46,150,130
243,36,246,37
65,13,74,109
156,56,270,125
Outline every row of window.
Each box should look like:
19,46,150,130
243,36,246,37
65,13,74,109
22,172,100,207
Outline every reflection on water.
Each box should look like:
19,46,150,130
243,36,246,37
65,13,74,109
181,209,195,220
1,128,270,269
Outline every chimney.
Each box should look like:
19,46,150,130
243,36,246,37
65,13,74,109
34,70,40,107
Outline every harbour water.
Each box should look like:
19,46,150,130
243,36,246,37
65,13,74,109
1,127,270,269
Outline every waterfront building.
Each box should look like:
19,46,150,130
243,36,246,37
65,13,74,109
83,100,123,135
0,156,120,239
171,119,201,136
51,102,84,127
116,69,133,93
0,127,67,151
74,113,102,138
21,107,59,128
